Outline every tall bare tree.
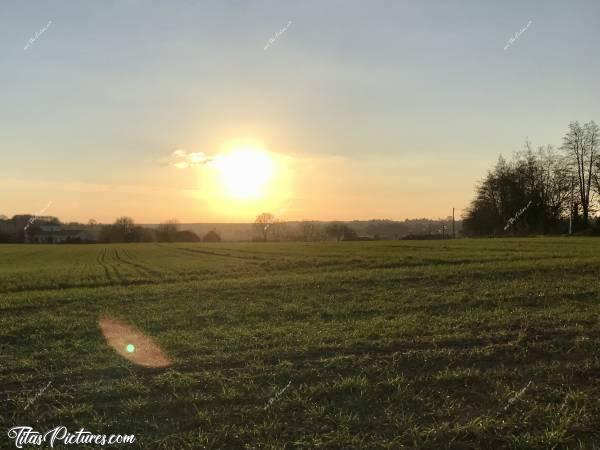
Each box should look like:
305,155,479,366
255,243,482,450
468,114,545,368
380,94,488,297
299,221,321,241
594,132,600,199
325,222,356,241
254,212,274,241
269,219,287,241
561,121,599,226
595,157,600,199
535,144,571,228
114,216,135,235
157,219,179,242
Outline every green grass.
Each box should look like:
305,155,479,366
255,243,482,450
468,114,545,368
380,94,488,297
1,238,600,449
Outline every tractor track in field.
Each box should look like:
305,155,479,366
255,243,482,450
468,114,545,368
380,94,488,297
95,248,131,284
96,248,114,283
155,243,260,261
115,248,164,278
109,248,128,283
2,252,594,297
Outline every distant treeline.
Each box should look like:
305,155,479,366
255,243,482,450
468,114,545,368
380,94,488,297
247,213,460,241
95,218,225,243
0,213,462,243
0,216,221,244
165,218,461,242
463,121,600,236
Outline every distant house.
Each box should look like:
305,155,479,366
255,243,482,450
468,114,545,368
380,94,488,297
38,224,61,233
30,225,96,243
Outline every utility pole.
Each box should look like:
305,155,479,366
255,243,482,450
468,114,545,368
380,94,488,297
452,207,455,238
569,175,574,235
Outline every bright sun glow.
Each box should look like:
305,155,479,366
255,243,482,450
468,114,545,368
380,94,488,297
214,148,274,199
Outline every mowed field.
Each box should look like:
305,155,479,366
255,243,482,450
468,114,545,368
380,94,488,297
1,239,600,449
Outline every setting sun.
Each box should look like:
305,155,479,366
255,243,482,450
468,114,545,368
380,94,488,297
213,148,274,199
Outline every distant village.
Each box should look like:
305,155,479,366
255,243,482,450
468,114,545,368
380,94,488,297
0,213,462,243
0,215,212,244
1,215,98,243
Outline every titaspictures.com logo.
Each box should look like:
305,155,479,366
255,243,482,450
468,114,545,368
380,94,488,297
7,426,135,448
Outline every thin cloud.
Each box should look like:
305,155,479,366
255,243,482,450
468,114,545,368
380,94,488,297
171,149,212,169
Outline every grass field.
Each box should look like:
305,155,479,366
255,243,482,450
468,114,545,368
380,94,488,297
2,239,600,449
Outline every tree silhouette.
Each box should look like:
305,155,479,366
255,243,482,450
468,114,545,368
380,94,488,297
254,212,275,241
203,230,222,242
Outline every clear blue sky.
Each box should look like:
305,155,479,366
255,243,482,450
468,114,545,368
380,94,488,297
1,0,599,222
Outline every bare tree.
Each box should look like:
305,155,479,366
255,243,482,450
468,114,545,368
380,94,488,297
299,221,320,241
561,121,599,226
325,222,356,241
595,158,600,199
101,216,139,242
269,219,287,241
157,219,179,242
202,230,222,242
536,145,571,227
114,217,135,234
254,212,275,241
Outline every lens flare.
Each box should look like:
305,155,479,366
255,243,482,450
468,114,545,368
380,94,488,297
99,317,171,368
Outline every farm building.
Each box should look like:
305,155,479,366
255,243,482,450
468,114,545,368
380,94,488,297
29,225,97,243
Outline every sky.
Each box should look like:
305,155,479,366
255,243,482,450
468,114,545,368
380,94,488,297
1,0,599,223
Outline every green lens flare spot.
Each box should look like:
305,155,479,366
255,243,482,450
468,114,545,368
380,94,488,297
126,344,135,353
